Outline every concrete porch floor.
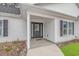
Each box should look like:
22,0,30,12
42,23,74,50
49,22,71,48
30,38,53,48
27,39,64,56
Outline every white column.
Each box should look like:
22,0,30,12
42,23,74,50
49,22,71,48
54,18,59,43
27,13,31,49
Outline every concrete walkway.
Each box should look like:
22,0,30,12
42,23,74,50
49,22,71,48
27,44,64,56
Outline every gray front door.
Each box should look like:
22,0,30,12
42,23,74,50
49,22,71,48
31,22,43,38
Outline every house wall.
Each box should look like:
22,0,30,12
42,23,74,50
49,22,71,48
0,16,27,42
36,3,79,17
34,3,79,43
30,15,78,43
54,17,76,43
44,19,55,42
0,15,78,43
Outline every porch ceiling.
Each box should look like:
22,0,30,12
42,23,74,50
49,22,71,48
30,15,53,23
30,15,54,20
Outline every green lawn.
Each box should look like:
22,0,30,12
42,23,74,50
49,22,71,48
60,43,79,56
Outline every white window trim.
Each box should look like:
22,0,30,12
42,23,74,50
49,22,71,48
68,22,74,35
67,22,69,35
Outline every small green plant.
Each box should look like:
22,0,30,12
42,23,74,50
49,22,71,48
5,47,12,52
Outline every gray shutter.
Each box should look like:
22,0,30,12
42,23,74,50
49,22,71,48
60,20,63,36
72,22,74,35
3,20,8,37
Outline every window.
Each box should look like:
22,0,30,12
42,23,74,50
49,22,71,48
0,20,8,37
68,22,72,34
63,21,67,35
60,20,74,36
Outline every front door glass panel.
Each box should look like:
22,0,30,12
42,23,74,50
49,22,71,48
31,22,43,38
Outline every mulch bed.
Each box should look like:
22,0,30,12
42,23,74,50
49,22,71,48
0,40,27,56
57,39,79,48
